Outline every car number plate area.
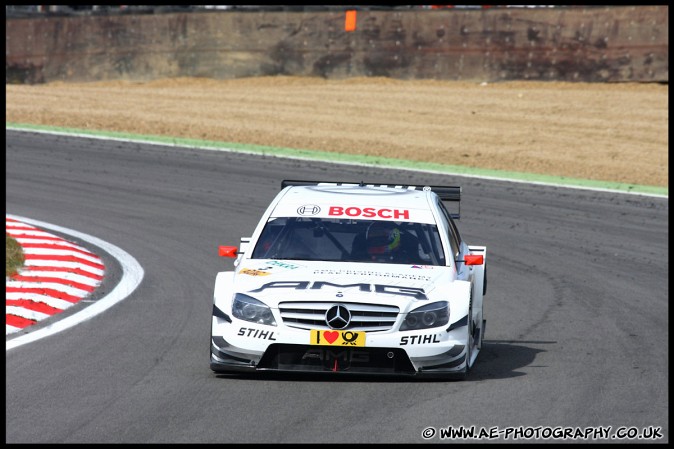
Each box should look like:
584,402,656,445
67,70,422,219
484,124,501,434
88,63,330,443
310,329,366,347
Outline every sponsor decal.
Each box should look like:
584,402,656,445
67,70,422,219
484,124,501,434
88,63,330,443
297,204,321,216
302,348,370,363
311,329,366,346
237,327,277,340
239,268,271,276
325,305,351,329
313,268,431,281
241,261,302,275
328,206,410,220
250,280,428,300
400,334,442,345
265,260,301,270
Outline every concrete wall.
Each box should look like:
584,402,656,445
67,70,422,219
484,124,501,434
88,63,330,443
5,6,668,84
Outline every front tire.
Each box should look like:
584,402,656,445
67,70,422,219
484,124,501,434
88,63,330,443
456,298,473,380
483,263,487,296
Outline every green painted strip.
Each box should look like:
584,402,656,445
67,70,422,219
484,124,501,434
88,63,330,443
6,121,667,197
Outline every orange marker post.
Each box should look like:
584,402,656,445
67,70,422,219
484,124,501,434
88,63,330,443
345,10,357,32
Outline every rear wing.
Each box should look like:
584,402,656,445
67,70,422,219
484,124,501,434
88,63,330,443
281,179,461,218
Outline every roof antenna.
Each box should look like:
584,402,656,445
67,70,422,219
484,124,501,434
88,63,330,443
359,180,365,187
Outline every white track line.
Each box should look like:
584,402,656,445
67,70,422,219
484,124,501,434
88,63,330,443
6,307,51,321
11,238,84,249
20,248,102,264
15,271,101,286
21,260,105,276
5,292,74,310
6,280,92,297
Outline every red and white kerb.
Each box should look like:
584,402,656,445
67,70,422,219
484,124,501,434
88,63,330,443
5,217,105,335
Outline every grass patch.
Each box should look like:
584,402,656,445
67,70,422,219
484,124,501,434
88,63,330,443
6,234,25,277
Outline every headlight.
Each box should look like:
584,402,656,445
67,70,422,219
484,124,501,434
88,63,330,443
400,301,449,331
231,293,277,326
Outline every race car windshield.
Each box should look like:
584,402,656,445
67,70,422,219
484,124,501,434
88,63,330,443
251,217,446,266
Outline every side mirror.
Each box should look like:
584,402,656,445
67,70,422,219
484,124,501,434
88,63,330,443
239,237,251,255
463,254,484,266
218,245,238,258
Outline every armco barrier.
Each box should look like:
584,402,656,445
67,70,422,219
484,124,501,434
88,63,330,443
5,6,668,84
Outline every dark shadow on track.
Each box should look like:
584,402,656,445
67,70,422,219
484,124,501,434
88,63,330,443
468,340,554,381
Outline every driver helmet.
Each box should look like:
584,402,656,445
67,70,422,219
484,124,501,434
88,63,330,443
366,221,401,256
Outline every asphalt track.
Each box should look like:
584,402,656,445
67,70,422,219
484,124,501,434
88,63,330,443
5,129,668,443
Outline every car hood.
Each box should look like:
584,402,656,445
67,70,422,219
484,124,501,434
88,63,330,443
233,259,454,308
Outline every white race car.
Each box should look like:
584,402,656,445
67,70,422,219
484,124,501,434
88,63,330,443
211,180,487,379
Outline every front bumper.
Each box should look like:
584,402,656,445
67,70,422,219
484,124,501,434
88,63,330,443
210,332,470,378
